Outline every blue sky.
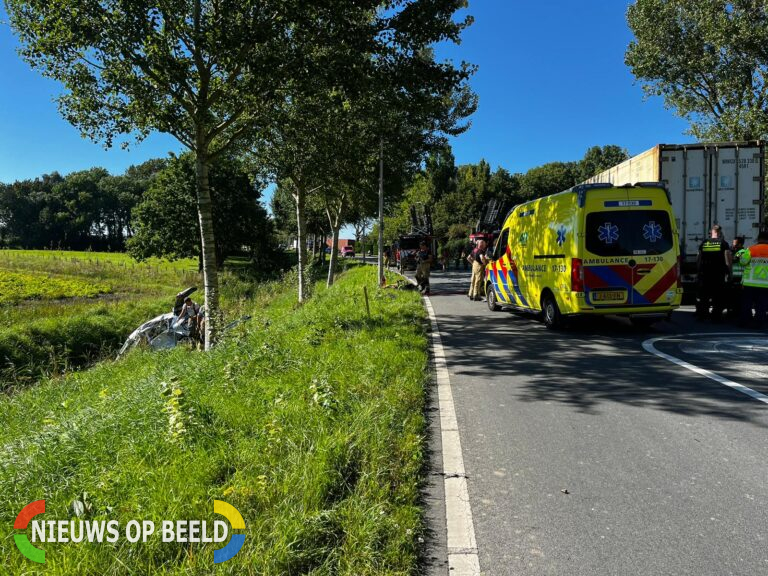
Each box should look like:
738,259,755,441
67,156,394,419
0,1,693,187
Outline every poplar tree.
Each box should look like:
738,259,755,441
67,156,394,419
6,0,301,347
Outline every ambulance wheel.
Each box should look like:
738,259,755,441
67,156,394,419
486,284,501,311
541,292,563,329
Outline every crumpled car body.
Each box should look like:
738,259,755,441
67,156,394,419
118,286,251,357
117,312,194,356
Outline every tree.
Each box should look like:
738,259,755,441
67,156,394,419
96,175,145,246
0,173,63,248
578,145,629,181
519,162,579,200
127,153,273,267
45,168,110,248
6,0,302,347
425,144,458,203
0,160,163,250
252,1,476,301
626,0,768,140
352,216,374,259
489,168,522,206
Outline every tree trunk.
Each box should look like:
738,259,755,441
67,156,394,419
293,185,308,303
320,234,327,264
195,145,219,350
327,225,341,287
378,140,384,285
325,195,345,287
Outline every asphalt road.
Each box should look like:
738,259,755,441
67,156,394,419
419,268,768,576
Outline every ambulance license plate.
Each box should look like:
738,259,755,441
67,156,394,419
591,290,627,303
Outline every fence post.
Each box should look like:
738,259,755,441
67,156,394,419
363,286,371,319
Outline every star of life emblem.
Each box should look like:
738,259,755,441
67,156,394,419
598,222,619,244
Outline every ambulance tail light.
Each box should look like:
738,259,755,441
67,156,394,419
676,256,681,285
571,258,584,292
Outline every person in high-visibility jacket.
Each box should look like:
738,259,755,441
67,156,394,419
728,236,746,318
740,230,768,327
696,224,732,320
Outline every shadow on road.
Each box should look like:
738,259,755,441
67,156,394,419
431,297,768,427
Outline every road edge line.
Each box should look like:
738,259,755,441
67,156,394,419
642,333,768,405
423,295,481,575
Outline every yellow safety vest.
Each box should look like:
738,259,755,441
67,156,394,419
740,243,768,288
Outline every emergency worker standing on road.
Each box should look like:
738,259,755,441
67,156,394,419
415,240,433,295
728,236,746,318
696,224,731,321
467,239,489,301
739,230,768,328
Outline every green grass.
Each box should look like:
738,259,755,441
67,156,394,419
0,250,261,389
0,271,110,304
0,265,428,575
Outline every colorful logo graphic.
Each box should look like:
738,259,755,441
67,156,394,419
213,500,245,564
14,500,46,564
12,499,244,565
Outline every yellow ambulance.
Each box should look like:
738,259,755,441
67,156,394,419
484,182,683,328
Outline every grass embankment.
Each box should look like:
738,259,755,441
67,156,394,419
0,265,429,575
0,251,205,388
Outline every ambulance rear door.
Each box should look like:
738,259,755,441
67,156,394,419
582,190,678,307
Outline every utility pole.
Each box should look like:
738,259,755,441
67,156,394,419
378,139,384,285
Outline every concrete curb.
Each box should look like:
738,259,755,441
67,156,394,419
365,261,481,574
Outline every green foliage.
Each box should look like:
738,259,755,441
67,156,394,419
384,155,515,243
4,0,316,345
0,265,428,574
250,0,476,299
626,0,768,140
0,172,65,248
127,153,275,267
385,141,632,244
270,183,329,241
579,145,629,181
425,143,459,202
0,159,164,250
519,161,580,200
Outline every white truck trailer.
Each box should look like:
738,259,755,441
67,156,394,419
583,142,765,284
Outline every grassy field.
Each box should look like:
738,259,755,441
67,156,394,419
0,270,110,304
0,264,428,575
0,250,209,389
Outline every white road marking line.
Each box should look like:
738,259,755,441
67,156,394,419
424,296,481,575
642,333,768,405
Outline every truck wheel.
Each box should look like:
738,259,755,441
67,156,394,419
541,293,563,329
486,284,501,311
